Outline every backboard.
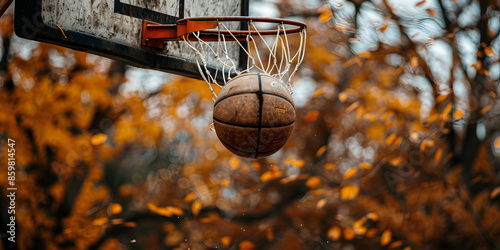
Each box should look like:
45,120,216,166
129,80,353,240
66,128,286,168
14,0,249,80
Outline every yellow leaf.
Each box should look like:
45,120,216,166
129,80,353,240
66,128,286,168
305,111,319,123
453,110,464,119
343,228,355,240
434,148,443,163
324,163,336,170
91,133,107,145
415,0,426,7
340,185,359,200
167,206,183,216
184,192,196,203
380,230,392,246
319,12,333,22
315,145,327,157
239,240,255,250
426,8,437,16
109,203,122,215
192,200,202,216
490,187,500,199
221,236,232,247
343,168,357,180
359,162,373,170
358,52,372,58
485,46,496,56
327,226,342,241
306,176,322,189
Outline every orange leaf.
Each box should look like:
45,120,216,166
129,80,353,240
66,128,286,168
340,185,359,200
313,88,324,97
380,230,392,246
221,179,231,186
447,33,455,38
426,8,437,16
317,4,332,14
410,56,419,69
319,12,333,23
494,136,500,149
343,168,358,180
230,157,240,169
334,23,350,32
306,176,322,189
291,159,305,168
490,187,500,199
92,217,109,226
316,198,327,209
389,240,403,249
252,161,261,169
436,94,448,103
328,226,342,241
404,247,412,250
480,105,491,114
453,110,464,119
109,203,122,215
192,200,202,216
305,111,319,123
416,0,426,6
434,148,443,163
91,133,107,145
386,133,397,146
358,51,372,58
366,212,379,221
338,92,349,103
485,46,496,56
345,102,359,113
420,139,435,151
184,192,196,203
380,22,388,32
316,145,327,157
324,163,336,170
221,236,232,247
343,228,355,240
359,162,373,170
239,240,255,250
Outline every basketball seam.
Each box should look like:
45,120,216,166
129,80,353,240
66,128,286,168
214,91,294,109
213,117,295,128
219,139,283,155
255,73,263,158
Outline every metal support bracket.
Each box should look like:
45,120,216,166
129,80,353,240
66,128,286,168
141,20,218,49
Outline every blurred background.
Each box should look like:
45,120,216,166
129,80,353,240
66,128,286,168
1,0,500,249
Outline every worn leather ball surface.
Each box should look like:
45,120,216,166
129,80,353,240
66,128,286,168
213,73,295,158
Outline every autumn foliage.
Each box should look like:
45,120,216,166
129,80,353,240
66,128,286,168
1,0,500,249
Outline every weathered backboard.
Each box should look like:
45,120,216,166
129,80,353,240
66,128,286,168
14,0,248,79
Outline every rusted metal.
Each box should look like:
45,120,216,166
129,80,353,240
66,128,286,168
141,16,307,47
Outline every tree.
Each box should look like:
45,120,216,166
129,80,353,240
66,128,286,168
0,0,499,249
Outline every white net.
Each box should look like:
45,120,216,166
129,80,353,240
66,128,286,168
181,20,307,102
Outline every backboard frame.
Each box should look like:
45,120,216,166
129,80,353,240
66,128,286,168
14,0,249,80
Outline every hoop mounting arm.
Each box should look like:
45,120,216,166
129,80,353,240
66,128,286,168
142,20,218,49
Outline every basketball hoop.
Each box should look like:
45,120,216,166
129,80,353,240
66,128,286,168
142,16,307,101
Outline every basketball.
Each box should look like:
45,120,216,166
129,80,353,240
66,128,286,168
213,73,295,158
